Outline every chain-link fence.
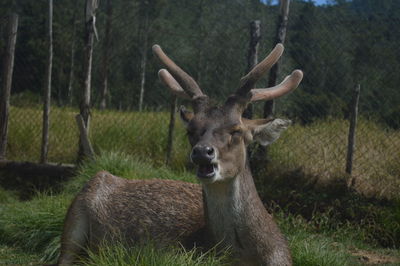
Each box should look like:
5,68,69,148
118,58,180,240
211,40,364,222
1,0,399,199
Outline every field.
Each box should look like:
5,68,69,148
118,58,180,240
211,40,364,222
1,106,400,264
7,106,400,199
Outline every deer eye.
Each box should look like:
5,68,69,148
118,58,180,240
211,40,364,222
230,129,242,137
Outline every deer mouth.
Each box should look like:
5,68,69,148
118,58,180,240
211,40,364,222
197,163,217,179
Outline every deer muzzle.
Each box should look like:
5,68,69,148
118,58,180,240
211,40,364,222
191,145,218,179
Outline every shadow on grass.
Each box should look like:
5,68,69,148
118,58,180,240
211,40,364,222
255,165,400,249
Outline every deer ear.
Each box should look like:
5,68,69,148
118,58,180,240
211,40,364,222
251,119,291,146
179,106,194,127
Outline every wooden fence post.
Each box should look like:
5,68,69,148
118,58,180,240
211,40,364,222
138,6,149,112
165,96,178,166
40,0,53,163
75,114,94,159
243,20,261,119
99,0,112,110
79,0,98,160
0,13,18,160
67,0,79,106
264,0,291,118
346,84,361,179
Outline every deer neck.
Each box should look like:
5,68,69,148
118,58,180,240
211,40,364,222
202,162,265,248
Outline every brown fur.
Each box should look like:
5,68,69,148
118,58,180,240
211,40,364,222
184,106,292,266
57,171,206,265
59,43,299,265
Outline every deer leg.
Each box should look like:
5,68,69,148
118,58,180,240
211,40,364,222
57,198,89,265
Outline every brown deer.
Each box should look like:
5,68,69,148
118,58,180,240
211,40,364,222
57,43,302,265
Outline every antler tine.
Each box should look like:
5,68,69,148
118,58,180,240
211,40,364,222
158,69,191,100
236,43,284,97
250,70,303,102
153,44,203,98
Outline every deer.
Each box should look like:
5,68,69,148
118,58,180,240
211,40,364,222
57,43,303,266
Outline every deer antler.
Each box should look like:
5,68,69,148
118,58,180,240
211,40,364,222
153,45,204,99
226,43,303,113
236,43,284,97
158,69,191,100
250,70,303,102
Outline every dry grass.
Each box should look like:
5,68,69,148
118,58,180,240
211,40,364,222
7,106,190,169
268,118,400,200
7,106,400,199
8,106,79,163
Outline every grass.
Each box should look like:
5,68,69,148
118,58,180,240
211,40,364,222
7,106,400,200
0,152,201,264
268,118,400,200
8,106,190,169
0,192,70,262
2,105,400,264
0,152,399,265
0,244,41,265
83,241,230,266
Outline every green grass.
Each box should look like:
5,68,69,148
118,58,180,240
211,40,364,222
0,152,200,264
83,241,230,266
8,106,400,200
8,106,190,169
0,244,41,265
0,192,71,262
0,187,17,204
2,106,400,264
65,151,197,194
0,152,399,265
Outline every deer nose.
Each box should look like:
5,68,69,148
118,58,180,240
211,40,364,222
191,145,215,164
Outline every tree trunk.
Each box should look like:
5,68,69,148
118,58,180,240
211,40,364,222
195,0,205,84
252,0,291,174
99,0,112,110
138,10,149,112
75,114,94,158
79,0,98,160
243,20,261,119
264,0,291,118
57,63,64,106
346,84,360,185
40,0,53,163
67,1,78,106
0,13,18,160
165,96,177,166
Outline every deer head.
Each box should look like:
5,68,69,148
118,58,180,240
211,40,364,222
153,44,303,184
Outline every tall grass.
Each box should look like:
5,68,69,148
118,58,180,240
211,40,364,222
8,106,400,199
268,118,400,199
83,242,230,266
65,151,197,194
8,106,190,169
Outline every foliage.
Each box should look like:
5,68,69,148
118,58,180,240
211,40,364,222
3,0,399,128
